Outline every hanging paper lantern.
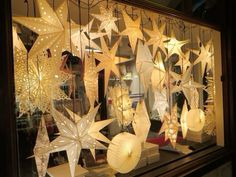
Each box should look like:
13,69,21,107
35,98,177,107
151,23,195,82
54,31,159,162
186,109,205,132
107,132,141,173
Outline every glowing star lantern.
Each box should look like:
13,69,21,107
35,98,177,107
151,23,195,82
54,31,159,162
120,11,144,53
164,31,189,59
193,38,214,77
175,50,191,73
84,53,98,107
71,19,105,58
144,21,167,56
33,116,50,177
170,65,204,104
152,89,169,121
13,0,80,59
159,105,180,148
50,105,114,177
132,100,150,143
186,109,205,132
136,40,153,93
151,51,166,90
91,6,119,42
189,88,199,109
180,101,188,138
107,132,141,173
94,37,130,95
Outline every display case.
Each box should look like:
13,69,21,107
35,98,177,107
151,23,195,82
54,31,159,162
0,0,234,177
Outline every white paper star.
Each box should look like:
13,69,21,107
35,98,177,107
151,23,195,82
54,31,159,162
175,50,191,73
91,6,119,42
50,105,114,177
164,32,189,59
159,105,180,148
13,0,80,59
33,116,50,177
120,11,144,53
136,40,153,93
144,21,167,56
94,37,130,95
132,100,151,143
193,39,214,77
71,19,105,58
152,89,169,121
170,65,204,104
180,101,188,139
84,53,98,107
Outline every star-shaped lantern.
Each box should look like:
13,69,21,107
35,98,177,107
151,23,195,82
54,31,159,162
144,21,167,56
159,105,180,148
50,105,114,177
13,0,80,59
193,38,214,77
170,65,204,104
180,101,188,138
91,6,119,42
132,100,151,143
164,31,189,59
175,50,191,73
94,37,130,95
120,11,144,53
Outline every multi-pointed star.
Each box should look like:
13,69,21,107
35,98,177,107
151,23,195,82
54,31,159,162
71,19,106,58
50,105,114,177
159,105,180,148
170,65,204,104
180,101,188,139
193,38,214,77
175,50,191,73
120,11,144,53
91,6,119,42
136,40,153,93
164,31,189,59
94,37,130,95
144,21,167,56
13,0,80,59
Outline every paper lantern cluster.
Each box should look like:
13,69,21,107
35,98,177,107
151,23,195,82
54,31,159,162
12,0,217,176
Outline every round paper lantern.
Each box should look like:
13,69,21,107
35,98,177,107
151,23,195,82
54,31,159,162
186,109,205,132
107,132,141,173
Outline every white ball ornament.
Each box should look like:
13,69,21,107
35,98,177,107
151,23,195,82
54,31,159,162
186,109,205,132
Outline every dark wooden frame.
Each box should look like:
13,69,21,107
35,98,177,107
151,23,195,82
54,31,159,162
0,0,234,177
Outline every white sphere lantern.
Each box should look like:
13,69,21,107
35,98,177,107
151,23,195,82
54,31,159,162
186,109,205,132
107,132,141,173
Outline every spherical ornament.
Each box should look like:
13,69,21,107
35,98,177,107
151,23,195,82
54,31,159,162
186,109,205,132
107,132,141,173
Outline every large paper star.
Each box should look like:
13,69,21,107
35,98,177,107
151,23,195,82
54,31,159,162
193,39,214,77
13,0,80,59
152,89,169,121
33,116,50,177
120,11,144,53
91,6,119,42
180,101,188,138
175,50,191,73
50,105,114,177
132,100,151,143
151,51,166,90
144,21,167,56
170,65,204,104
159,105,180,148
164,32,189,59
84,53,98,107
71,19,105,58
94,37,130,95
136,40,153,93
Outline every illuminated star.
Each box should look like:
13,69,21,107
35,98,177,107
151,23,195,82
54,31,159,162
120,11,144,53
94,37,130,95
193,38,214,77
91,6,119,42
13,0,80,59
164,31,189,59
144,21,167,56
170,65,204,104
180,101,188,139
50,105,114,177
175,50,191,73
